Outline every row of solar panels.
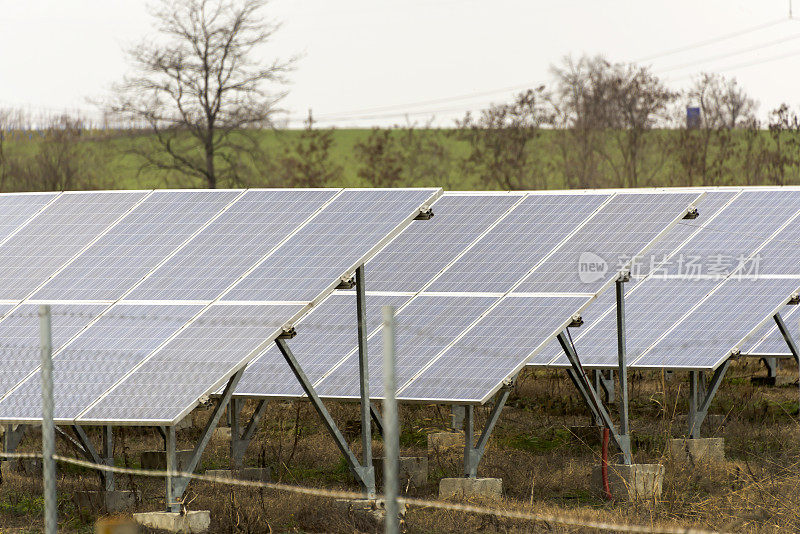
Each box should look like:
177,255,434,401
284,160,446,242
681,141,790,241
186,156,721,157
0,187,796,426
0,189,441,425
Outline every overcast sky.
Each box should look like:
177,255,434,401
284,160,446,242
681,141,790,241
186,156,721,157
1,0,799,127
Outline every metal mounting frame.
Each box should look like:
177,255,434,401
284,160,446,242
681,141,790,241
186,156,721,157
774,312,800,408
463,386,511,478
593,370,615,404
687,361,730,438
230,398,268,469
3,424,26,459
167,368,244,512
69,425,114,489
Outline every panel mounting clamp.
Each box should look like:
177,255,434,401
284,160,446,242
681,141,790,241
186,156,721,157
568,314,583,328
278,327,297,339
414,207,434,220
336,276,356,290
683,207,699,220
788,292,799,305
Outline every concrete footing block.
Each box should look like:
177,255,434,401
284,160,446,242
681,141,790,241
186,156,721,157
373,456,428,488
95,516,139,534
205,467,270,482
427,431,463,458
140,450,194,471
75,490,138,513
133,511,210,533
668,438,725,464
439,477,502,500
591,464,664,501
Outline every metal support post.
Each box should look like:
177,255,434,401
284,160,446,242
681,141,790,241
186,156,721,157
773,312,800,410
276,338,375,494
229,398,241,467
762,357,779,379
463,388,511,478
157,426,167,451
687,361,730,439
231,399,268,469
558,331,632,463
355,265,375,497
171,368,245,502
3,424,27,458
103,427,114,491
40,305,57,534
565,367,602,424
382,305,400,534
165,426,176,512
615,276,631,464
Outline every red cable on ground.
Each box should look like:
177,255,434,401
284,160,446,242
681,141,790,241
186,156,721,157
601,427,612,501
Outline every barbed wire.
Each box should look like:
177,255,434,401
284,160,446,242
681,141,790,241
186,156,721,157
0,451,724,534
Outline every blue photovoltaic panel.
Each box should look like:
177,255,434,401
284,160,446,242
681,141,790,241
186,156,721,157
398,295,591,403
32,191,240,301
745,305,799,355
0,193,58,243
364,194,522,292
0,304,203,422
426,193,611,294
547,278,721,368
750,212,800,275
315,295,499,399
0,304,108,399
234,292,410,398
223,189,439,302
126,189,339,301
515,192,701,294
658,190,800,277
633,277,800,369
634,191,739,277
0,304,14,320
78,303,303,424
0,191,148,300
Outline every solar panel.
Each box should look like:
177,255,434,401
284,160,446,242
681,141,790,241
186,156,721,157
223,189,440,302
515,192,702,294
547,278,721,368
315,295,500,399
750,212,800,276
363,194,523,293
77,303,304,424
632,277,800,369
426,193,611,294
398,295,592,403
0,303,109,399
0,191,148,300
745,305,799,355
126,189,340,301
234,292,410,398
0,303,203,422
32,191,241,301
0,193,58,243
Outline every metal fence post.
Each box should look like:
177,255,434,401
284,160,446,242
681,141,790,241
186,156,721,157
40,305,57,534
382,306,399,534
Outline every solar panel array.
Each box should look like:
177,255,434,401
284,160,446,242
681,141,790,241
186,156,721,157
536,188,800,371
0,188,441,424
236,190,703,404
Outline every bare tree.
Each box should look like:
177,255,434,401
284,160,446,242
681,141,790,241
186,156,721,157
455,88,551,190
672,74,757,186
106,0,293,188
267,111,343,188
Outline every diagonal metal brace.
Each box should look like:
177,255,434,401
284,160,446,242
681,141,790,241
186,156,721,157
171,368,245,502
370,403,384,437
688,360,730,438
464,387,511,478
72,425,109,487
276,338,375,495
558,331,632,464
774,312,800,409
231,399,268,469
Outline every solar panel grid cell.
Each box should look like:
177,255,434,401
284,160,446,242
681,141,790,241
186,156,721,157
0,193,58,243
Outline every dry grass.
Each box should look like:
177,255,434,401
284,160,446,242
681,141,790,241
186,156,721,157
2,358,799,533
